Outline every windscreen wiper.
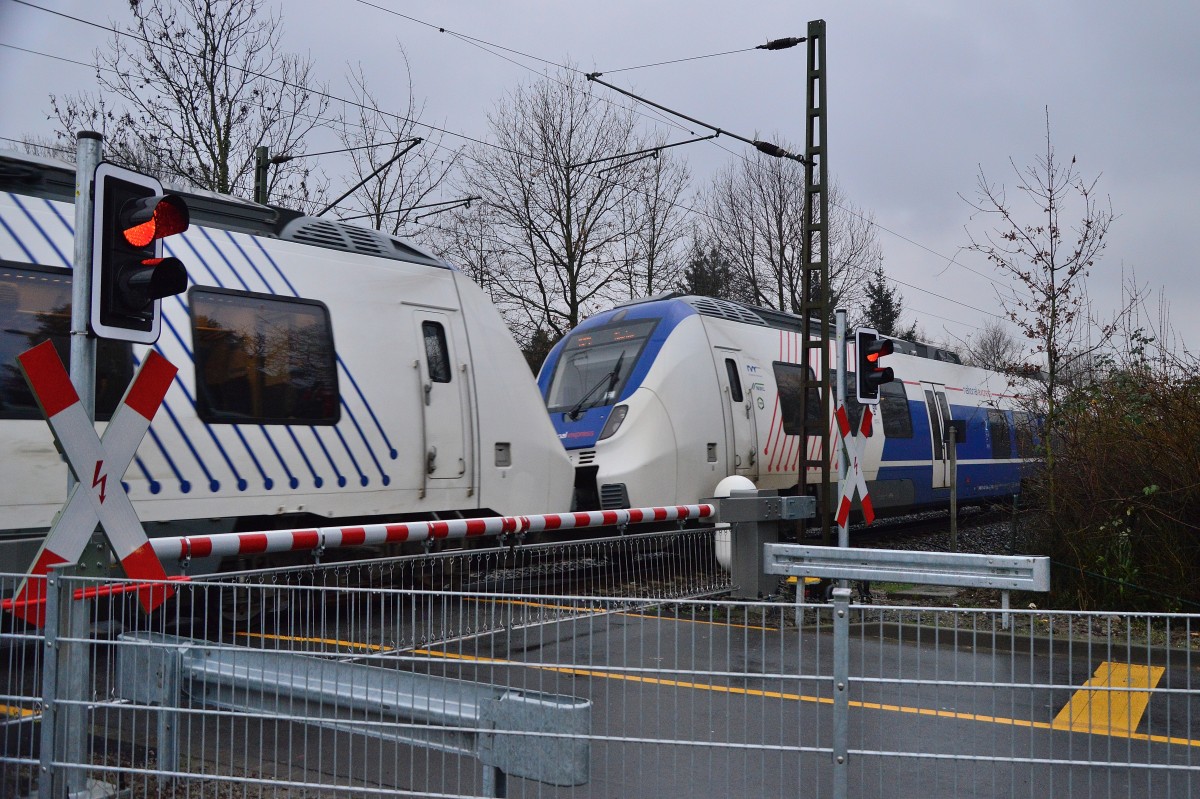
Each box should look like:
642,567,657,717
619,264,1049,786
566,352,624,421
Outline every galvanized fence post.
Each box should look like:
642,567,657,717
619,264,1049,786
39,565,89,798
39,568,61,798
61,570,90,797
156,640,181,782
831,586,850,799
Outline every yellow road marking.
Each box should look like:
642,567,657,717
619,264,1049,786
240,621,1193,749
415,647,1199,749
1052,661,1165,735
239,631,394,652
474,597,779,631
1,703,37,719
470,598,607,613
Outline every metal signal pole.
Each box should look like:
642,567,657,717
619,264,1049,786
798,20,831,542
70,132,101,426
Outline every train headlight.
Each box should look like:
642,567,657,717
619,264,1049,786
598,404,628,440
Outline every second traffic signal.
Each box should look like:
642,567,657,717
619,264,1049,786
855,327,895,404
91,163,190,343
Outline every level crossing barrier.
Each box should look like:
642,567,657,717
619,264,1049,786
147,503,715,568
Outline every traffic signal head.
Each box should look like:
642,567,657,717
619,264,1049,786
855,327,895,404
91,163,190,343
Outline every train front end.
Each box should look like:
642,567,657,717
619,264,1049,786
538,300,692,511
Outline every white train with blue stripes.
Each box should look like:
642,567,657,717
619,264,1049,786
537,294,1037,516
0,150,572,573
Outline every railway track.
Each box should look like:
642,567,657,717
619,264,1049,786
850,502,1020,549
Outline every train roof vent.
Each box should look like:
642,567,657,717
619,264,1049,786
287,219,351,249
280,217,448,267
685,297,769,326
342,224,391,257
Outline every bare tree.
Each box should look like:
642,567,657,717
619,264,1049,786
423,202,507,304
438,67,689,345
963,109,1121,506
962,318,1023,373
49,0,329,208
703,147,801,311
613,136,691,298
702,145,879,314
329,57,461,234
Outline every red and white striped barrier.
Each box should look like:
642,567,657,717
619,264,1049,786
150,504,715,565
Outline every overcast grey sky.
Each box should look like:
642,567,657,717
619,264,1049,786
2,0,1196,357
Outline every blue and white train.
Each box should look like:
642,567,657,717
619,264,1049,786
0,150,573,574
538,294,1037,516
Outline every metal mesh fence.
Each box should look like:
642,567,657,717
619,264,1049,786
2,528,1198,798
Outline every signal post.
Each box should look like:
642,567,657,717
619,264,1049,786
13,135,192,797
9,136,191,618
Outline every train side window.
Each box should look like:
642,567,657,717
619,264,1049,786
0,263,132,420
879,381,912,438
724,358,743,403
1014,411,1038,458
423,321,452,383
191,287,339,425
987,409,1012,459
773,362,819,435
924,389,944,457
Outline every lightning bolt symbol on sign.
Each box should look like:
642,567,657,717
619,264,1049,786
92,460,107,504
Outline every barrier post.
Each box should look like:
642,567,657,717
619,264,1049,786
711,492,814,599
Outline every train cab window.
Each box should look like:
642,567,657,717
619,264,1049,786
773,361,820,436
545,318,657,413
987,409,1012,459
879,381,913,438
0,263,132,420
191,287,339,425
422,321,452,383
724,358,743,403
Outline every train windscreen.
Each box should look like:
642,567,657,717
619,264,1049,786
545,319,658,414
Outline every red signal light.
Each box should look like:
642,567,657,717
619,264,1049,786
91,163,191,343
855,328,895,404
120,195,190,247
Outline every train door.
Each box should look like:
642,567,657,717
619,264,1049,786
413,310,470,486
717,349,758,479
921,381,952,489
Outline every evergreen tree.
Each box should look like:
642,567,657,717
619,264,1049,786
679,246,727,297
522,328,558,375
862,263,917,340
678,244,752,303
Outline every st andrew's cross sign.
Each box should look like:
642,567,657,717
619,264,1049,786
7,341,177,625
